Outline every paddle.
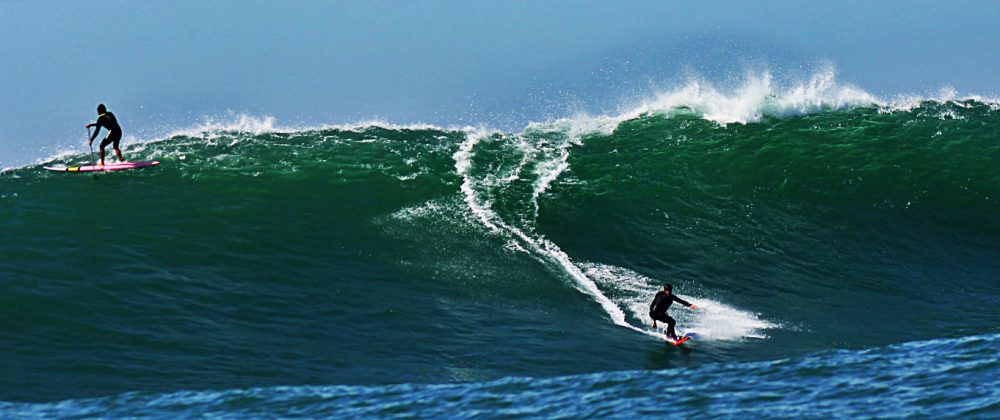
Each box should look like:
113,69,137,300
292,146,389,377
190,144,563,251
87,127,96,164
87,127,98,180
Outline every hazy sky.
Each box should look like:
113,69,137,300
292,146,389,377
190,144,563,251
2,1,999,167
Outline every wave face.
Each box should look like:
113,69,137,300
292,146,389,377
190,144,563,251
1,98,998,415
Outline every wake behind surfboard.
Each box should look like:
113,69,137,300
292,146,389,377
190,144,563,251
44,161,160,172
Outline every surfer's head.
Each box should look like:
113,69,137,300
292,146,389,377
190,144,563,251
97,104,106,114
663,284,673,293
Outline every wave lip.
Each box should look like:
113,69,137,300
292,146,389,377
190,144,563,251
10,65,996,174
622,67,879,125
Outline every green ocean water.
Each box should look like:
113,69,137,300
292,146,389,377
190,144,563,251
1,100,998,416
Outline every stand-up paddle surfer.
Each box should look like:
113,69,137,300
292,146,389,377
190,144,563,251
85,104,124,166
649,284,697,341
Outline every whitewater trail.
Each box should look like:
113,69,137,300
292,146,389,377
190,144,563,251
453,127,775,342
454,129,644,335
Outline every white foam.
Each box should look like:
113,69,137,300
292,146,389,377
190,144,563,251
529,135,577,206
532,156,569,204
167,114,283,138
453,127,500,232
580,263,776,341
878,86,1000,114
609,66,879,126
389,199,449,222
683,298,776,340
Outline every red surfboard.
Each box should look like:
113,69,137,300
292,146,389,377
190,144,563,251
667,333,695,347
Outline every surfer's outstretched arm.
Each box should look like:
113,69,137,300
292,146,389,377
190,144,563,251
672,295,698,310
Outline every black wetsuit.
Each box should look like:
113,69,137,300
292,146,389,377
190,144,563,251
649,291,691,339
90,112,122,149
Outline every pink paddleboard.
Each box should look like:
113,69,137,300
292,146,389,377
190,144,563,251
44,161,160,173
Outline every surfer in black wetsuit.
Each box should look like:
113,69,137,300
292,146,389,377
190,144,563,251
649,284,697,341
85,104,124,166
